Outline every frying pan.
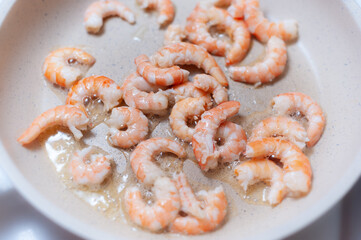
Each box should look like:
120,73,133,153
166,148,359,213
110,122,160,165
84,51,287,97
1,0,361,239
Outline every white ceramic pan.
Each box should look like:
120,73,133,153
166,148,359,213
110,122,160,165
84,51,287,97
1,0,361,239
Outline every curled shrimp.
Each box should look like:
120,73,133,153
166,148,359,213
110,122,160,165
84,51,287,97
170,172,227,235
130,137,186,185
271,92,325,147
216,121,247,163
151,42,228,87
42,47,96,88
166,82,212,105
66,76,123,111
69,146,112,186
193,74,228,105
170,97,208,142
245,138,312,196
135,54,189,86
164,24,187,45
229,36,287,84
192,101,241,171
249,116,308,150
234,158,287,205
211,0,245,19
121,72,168,113
244,0,298,42
17,105,89,145
105,107,148,148
84,0,135,34
137,0,175,26
125,177,180,232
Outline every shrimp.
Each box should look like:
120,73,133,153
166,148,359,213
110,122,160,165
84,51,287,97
135,55,189,86
42,47,96,88
17,105,89,145
166,82,212,105
192,101,241,171
170,172,227,235
216,121,247,162
249,116,308,150
234,158,287,205
193,74,228,105
151,42,228,87
244,0,298,43
245,138,312,196
227,0,245,19
137,0,175,26
105,107,148,148
84,0,135,34
169,98,208,142
69,146,112,186
229,36,287,84
66,76,123,111
271,92,325,147
164,24,187,45
125,177,180,232
130,137,186,185
121,72,168,112
208,6,251,65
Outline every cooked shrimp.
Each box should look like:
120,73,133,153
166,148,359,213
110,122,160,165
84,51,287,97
69,146,112,185
216,121,247,162
228,0,245,19
234,158,287,205
164,24,187,45
66,76,122,111
17,105,89,145
193,74,228,104
170,98,208,142
151,42,228,87
130,138,186,185
170,172,227,235
245,138,312,196
244,0,298,42
208,6,251,65
271,92,325,147
122,72,168,112
137,0,175,26
249,116,308,150
135,55,189,86
84,0,135,34
125,177,180,232
166,82,212,105
106,107,148,148
229,36,287,84
42,47,96,88
192,101,241,171
185,3,228,56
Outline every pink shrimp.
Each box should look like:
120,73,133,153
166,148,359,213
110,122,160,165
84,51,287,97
192,101,241,171
105,107,148,148
42,47,96,88
69,146,112,186
130,137,186,185
125,177,180,232
166,82,212,105
229,36,287,84
84,0,135,34
151,42,228,87
169,97,208,142
245,138,312,196
244,0,298,43
137,0,175,26
249,116,308,150
234,158,287,205
271,92,326,147
164,24,187,45
17,105,89,145
135,54,189,86
66,76,123,111
170,172,227,234
211,0,245,19
193,74,228,105
121,72,168,112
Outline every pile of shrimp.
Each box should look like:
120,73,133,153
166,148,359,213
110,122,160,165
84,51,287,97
17,0,326,236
